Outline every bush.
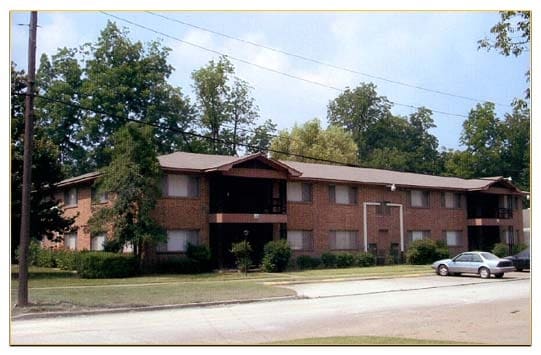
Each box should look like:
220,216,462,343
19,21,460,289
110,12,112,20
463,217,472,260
356,252,376,267
296,255,321,270
76,252,137,278
231,241,252,273
492,242,527,257
262,240,292,272
321,252,337,268
186,244,212,272
406,239,450,265
335,253,356,268
155,256,200,274
35,248,56,268
53,249,80,270
102,239,123,253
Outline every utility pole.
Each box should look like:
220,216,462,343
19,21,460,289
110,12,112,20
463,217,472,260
17,11,38,307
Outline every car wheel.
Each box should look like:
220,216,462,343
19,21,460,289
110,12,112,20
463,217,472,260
495,273,504,278
479,267,491,279
438,265,449,276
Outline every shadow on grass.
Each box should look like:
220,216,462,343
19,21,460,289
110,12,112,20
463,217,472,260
11,270,78,280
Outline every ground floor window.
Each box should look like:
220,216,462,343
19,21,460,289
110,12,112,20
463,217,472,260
329,230,358,250
287,230,314,251
408,230,431,243
91,234,106,251
157,230,199,252
443,230,463,247
64,231,77,250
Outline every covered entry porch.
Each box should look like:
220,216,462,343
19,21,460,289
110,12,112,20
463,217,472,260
209,223,286,269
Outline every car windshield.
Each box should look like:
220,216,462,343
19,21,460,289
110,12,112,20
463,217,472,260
480,252,499,260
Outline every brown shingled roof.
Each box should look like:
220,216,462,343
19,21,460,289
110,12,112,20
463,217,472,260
57,151,524,194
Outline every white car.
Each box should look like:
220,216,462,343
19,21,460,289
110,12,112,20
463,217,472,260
432,251,515,279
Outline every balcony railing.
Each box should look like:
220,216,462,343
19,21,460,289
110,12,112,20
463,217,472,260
468,207,513,219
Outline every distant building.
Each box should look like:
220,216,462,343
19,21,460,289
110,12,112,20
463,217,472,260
48,151,527,267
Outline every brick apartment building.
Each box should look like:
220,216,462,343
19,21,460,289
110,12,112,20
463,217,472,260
52,151,526,267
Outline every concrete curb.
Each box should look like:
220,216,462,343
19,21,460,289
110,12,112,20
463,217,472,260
12,295,302,321
263,272,434,286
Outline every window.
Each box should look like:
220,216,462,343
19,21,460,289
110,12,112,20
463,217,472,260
329,185,357,205
408,230,431,242
455,254,470,262
91,234,106,251
123,242,134,253
64,231,77,250
157,230,199,252
471,254,482,263
287,230,314,251
444,230,462,247
409,190,429,208
287,182,312,202
329,230,358,250
441,192,461,209
501,226,514,244
163,174,199,197
63,187,78,207
91,188,109,204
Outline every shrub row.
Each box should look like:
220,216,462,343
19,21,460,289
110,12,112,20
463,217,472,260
406,239,449,265
320,252,376,268
153,244,212,274
76,252,137,278
491,242,528,258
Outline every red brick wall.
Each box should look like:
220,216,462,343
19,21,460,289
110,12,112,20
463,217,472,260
52,173,524,259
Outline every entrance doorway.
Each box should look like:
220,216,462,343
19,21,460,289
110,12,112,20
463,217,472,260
209,223,274,269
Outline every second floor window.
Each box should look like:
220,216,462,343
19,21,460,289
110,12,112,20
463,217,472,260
409,190,429,208
91,188,109,204
63,187,78,207
287,182,312,202
329,185,357,205
441,192,461,209
163,174,199,198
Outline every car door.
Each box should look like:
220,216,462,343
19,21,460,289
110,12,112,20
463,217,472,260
466,253,483,273
449,253,470,273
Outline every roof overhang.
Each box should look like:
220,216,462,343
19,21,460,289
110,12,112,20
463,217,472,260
204,152,302,177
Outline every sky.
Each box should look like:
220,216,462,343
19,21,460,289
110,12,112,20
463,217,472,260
9,10,530,151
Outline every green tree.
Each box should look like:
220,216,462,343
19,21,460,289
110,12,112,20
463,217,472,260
270,118,359,165
327,83,391,159
11,63,76,256
88,123,165,267
500,99,530,190
36,21,195,176
192,57,259,155
478,11,530,97
246,119,277,153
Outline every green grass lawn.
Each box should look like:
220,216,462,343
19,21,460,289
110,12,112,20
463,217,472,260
263,336,474,345
11,264,432,314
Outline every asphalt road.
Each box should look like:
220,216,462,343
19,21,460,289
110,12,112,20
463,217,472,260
11,273,531,345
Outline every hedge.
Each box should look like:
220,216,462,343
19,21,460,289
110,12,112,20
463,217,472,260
296,255,321,270
406,239,449,265
76,252,137,278
335,253,356,268
262,240,292,272
356,252,376,267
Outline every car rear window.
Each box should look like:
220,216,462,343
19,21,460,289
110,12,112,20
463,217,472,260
480,252,499,260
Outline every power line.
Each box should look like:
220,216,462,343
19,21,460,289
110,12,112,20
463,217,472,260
23,93,362,167
146,11,511,108
100,11,469,119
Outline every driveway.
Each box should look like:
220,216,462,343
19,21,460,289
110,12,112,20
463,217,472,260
11,273,530,345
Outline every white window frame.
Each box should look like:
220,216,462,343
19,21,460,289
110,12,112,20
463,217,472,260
91,234,106,251
329,230,358,250
64,231,78,250
64,187,78,207
157,230,199,253
410,190,429,208
287,182,312,202
442,192,461,209
287,230,314,251
444,230,462,247
409,230,430,242
163,174,200,198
